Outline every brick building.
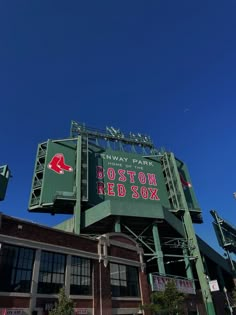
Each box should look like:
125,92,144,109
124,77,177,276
0,214,150,315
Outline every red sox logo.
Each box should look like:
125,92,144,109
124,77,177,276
179,173,192,188
47,153,73,174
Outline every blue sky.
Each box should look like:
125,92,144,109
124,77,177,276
1,0,236,257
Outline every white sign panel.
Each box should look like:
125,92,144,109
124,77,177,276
209,280,219,292
152,274,196,295
74,309,88,315
0,310,23,315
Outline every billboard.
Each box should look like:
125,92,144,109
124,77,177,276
150,274,196,294
28,140,76,212
28,136,202,223
88,148,170,209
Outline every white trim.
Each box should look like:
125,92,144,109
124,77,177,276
0,234,142,267
0,292,31,297
112,297,141,301
109,240,138,252
36,294,59,298
36,293,93,299
109,256,141,267
33,308,94,315
65,254,71,296
30,248,41,311
69,295,93,299
0,234,98,260
112,308,140,314
104,233,138,246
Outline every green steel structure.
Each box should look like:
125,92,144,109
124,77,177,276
0,165,10,201
28,121,217,314
211,210,236,279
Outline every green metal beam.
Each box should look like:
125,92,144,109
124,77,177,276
122,224,155,254
74,136,82,234
183,247,195,288
168,152,216,315
0,165,10,201
114,217,121,232
152,223,165,274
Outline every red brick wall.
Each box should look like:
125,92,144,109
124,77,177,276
1,217,97,253
93,261,100,315
109,247,139,261
36,298,57,308
109,235,137,246
36,298,93,309
0,297,29,308
100,263,112,315
70,300,93,308
139,270,151,315
0,216,149,315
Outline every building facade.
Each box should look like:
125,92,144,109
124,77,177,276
0,214,150,315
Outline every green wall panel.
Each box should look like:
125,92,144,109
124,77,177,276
40,141,76,205
175,158,201,212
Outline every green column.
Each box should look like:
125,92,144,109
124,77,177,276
202,255,210,279
169,153,216,315
183,247,195,285
74,136,82,234
152,223,165,274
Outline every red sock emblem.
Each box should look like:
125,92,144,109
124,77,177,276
179,173,192,188
57,154,73,172
48,153,73,174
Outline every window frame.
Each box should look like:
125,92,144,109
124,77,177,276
70,256,92,295
0,244,35,293
37,250,66,294
110,263,140,297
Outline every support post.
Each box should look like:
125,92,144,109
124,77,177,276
114,217,121,232
168,153,216,315
29,249,41,312
152,223,165,274
65,254,71,296
183,247,195,287
74,136,82,234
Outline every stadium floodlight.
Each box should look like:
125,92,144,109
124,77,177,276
0,165,11,201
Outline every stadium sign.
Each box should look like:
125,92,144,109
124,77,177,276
151,274,196,295
89,149,170,207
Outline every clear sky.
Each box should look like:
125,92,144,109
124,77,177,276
1,1,236,258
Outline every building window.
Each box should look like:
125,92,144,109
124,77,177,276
0,244,35,292
110,263,140,297
70,256,92,295
38,251,66,294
